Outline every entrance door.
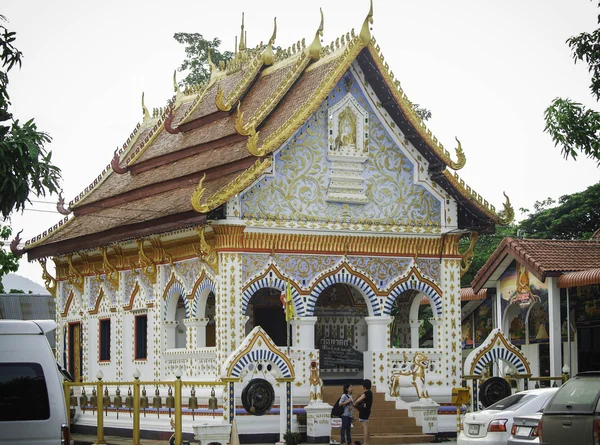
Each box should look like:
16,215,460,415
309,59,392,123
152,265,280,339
68,322,82,382
254,307,287,346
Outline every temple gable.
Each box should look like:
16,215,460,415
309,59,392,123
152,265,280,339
239,64,448,231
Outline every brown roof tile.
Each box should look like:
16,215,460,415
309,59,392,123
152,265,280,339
239,60,300,127
185,70,245,123
472,237,600,292
31,170,241,250
254,60,335,146
74,140,251,206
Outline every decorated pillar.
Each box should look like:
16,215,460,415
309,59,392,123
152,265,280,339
291,316,317,348
365,316,392,383
547,277,562,377
163,321,177,349
442,259,462,387
183,318,209,349
214,225,246,365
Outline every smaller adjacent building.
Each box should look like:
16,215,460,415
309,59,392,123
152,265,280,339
0,293,56,349
462,237,600,380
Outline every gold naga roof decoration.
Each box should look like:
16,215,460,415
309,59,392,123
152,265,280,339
365,41,467,171
215,16,279,112
234,11,323,138
442,169,514,225
191,157,272,214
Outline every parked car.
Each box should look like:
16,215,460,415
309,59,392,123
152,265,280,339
540,371,600,445
507,411,542,445
0,320,70,445
458,387,558,445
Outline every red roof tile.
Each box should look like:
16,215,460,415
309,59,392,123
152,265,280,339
472,237,600,292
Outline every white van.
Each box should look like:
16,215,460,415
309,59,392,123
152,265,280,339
0,320,70,444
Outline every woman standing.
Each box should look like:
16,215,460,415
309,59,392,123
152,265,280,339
353,379,373,445
339,384,354,445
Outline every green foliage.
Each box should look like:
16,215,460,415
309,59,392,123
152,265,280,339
283,430,302,445
0,15,62,220
544,98,600,164
544,9,600,164
460,225,518,287
412,103,432,121
173,33,234,87
8,288,24,294
460,182,600,287
0,225,19,293
518,181,600,239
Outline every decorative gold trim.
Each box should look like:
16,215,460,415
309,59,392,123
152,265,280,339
449,137,466,170
243,232,461,257
225,328,295,379
99,246,119,290
216,52,264,112
39,258,57,297
359,0,373,46
212,225,246,250
442,170,505,224
460,232,479,277
89,289,104,315
261,18,277,66
366,42,467,171
162,273,177,301
308,8,324,60
135,239,157,284
388,266,444,298
141,92,150,122
66,254,84,294
150,238,172,264
469,330,531,376
178,81,214,126
241,52,311,137
500,192,515,225
191,157,272,214
194,226,219,273
248,34,366,157
235,102,253,136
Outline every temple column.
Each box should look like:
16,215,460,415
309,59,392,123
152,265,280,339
547,277,562,377
291,317,317,348
410,319,420,349
163,321,177,350
183,318,208,349
214,225,246,365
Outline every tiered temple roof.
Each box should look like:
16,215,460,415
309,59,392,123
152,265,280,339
19,2,512,262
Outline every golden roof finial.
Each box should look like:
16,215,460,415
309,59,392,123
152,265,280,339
449,137,467,170
262,17,277,66
173,71,184,105
239,12,246,52
141,92,150,121
359,0,374,46
207,47,216,75
500,192,515,225
308,8,324,60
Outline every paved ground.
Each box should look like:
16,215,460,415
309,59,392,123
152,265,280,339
71,434,457,445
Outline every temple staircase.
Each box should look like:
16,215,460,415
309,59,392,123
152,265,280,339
321,385,433,444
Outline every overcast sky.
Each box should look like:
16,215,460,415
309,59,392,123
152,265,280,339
3,0,599,287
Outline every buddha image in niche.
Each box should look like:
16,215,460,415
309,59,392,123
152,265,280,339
510,263,541,308
334,108,356,150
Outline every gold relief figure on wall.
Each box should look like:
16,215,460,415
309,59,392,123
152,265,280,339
334,107,357,150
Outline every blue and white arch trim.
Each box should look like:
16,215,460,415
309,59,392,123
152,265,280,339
230,349,293,379
383,279,443,318
307,268,380,316
191,278,217,318
163,280,190,320
473,348,527,375
242,276,305,316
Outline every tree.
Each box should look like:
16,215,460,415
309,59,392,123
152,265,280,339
0,16,61,219
173,32,433,121
173,33,234,87
518,181,600,239
544,6,600,165
460,181,600,287
0,16,62,288
0,225,19,293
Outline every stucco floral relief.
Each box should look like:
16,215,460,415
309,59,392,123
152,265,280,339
240,70,441,227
